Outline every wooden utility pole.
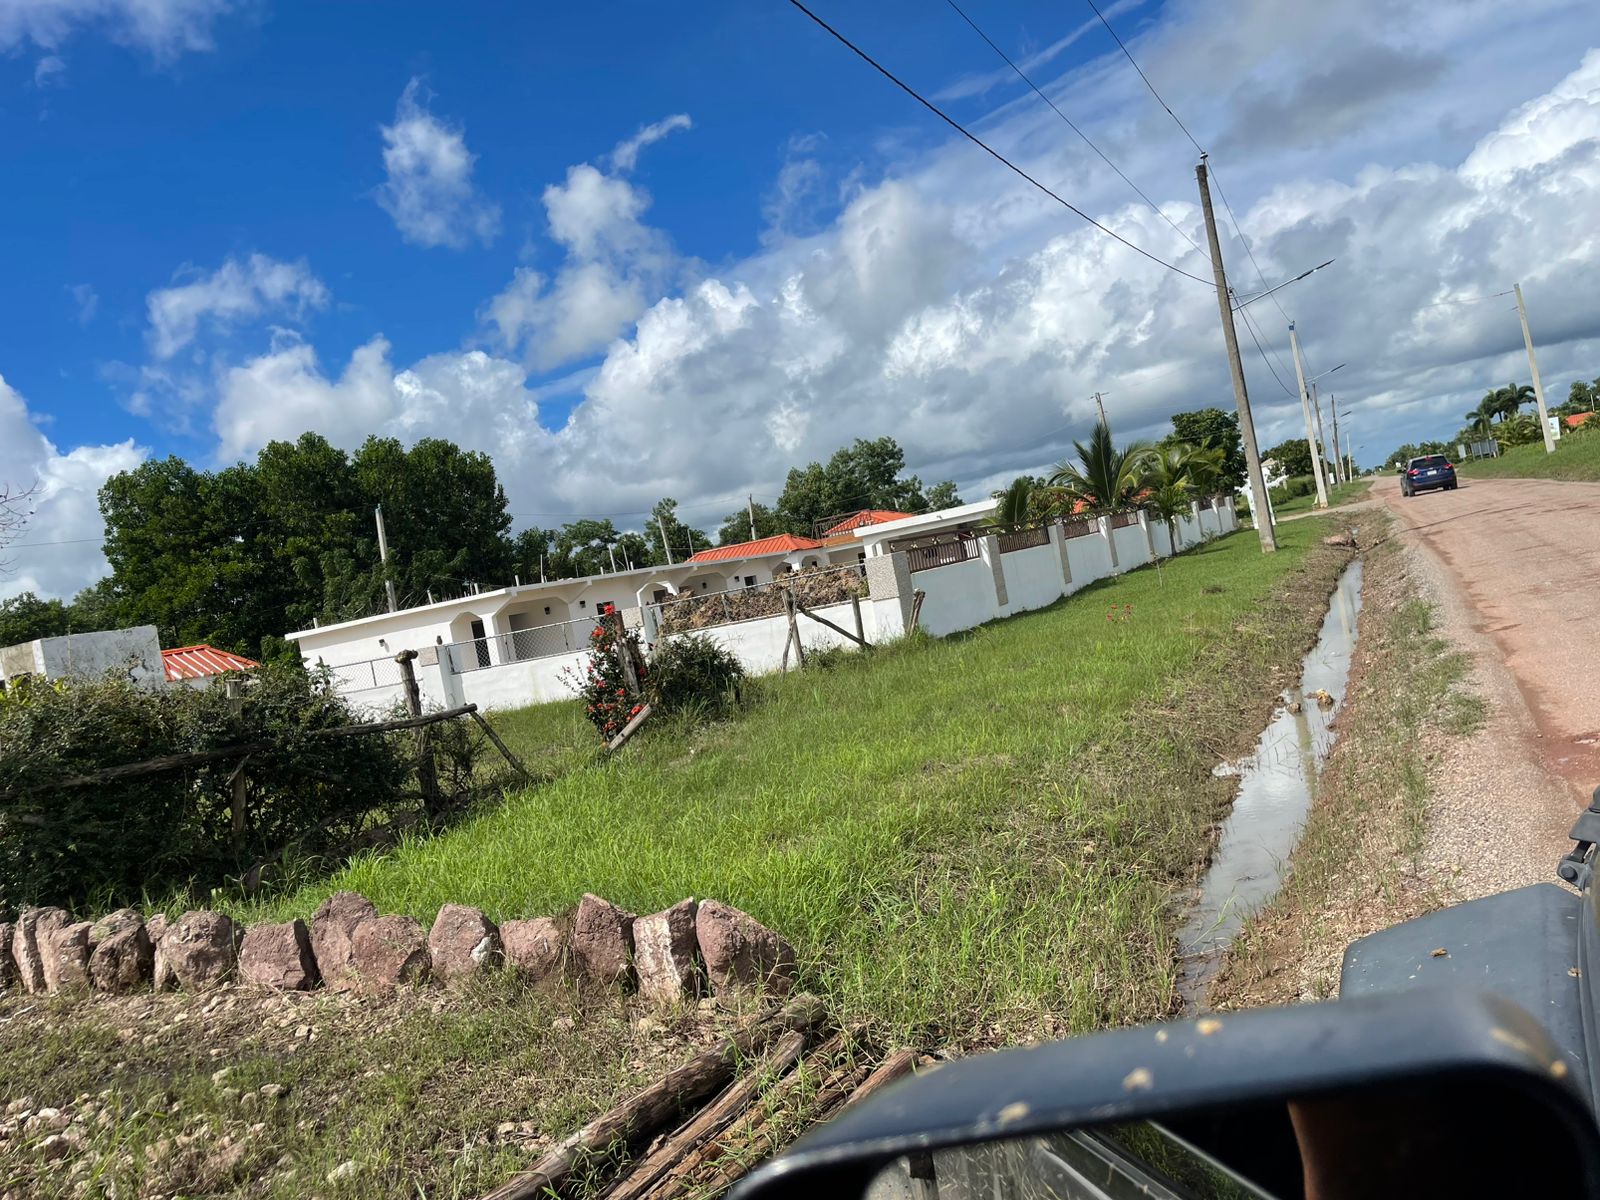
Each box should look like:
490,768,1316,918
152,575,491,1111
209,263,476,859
1288,324,1331,509
1196,157,1276,553
1329,396,1345,485
1514,283,1557,454
224,676,248,859
395,650,441,816
1093,391,1109,431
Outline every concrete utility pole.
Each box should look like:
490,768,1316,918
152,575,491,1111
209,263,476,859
748,495,758,541
1514,283,1557,454
658,515,674,565
1287,324,1331,509
374,505,399,613
1311,381,1331,487
1329,397,1345,485
1093,391,1109,431
1197,158,1276,553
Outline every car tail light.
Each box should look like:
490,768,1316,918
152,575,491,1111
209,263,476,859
1445,462,1454,470
1407,470,1419,476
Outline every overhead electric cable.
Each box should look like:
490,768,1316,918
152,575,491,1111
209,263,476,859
1080,0,1203,153
1237,303,1298,398
941,0,1206,259
785,0,1212,286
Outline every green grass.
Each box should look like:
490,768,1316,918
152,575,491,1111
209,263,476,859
252,520,1348,1043
1454,430,1600,481
1269,478,1371,516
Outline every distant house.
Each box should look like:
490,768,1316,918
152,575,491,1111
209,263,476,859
1564,412,1594,430
161,644,260,690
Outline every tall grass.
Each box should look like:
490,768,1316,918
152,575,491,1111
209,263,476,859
253,521,1346,1044
1454,430,1600,481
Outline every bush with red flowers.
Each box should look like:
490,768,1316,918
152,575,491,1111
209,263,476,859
564,617,648,741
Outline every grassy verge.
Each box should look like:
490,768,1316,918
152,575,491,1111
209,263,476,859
2,521,1352,1199
1209,516,1484,1008
1270,478,1371,517
252,519,1348,1041
1454,430,1600,481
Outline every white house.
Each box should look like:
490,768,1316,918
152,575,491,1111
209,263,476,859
284,498,1238,715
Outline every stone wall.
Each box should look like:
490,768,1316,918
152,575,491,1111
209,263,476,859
0,893,794,1007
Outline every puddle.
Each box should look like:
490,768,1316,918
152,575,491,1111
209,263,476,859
1176,559,1364,1008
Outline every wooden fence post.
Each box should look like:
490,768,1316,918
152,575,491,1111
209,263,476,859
395,650,442,817
224,676,248,859
610,610,642,698
784,589,807,668
850,593,866,646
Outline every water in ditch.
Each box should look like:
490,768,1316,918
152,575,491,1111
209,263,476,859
1175,558,1364,1009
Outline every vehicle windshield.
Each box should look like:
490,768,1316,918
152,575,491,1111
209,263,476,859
1410,456,1450,469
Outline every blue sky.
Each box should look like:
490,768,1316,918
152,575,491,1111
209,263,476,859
4,0,1600,599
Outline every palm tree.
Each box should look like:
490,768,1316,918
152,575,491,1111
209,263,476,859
1490,382,1535,421
1140,443,1225,548
1464,397,1496,436
1047,421,1153,515
990,476,1038,526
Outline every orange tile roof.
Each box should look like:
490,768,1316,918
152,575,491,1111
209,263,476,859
1565,411,1594,429
685,533,824,564
821,509,914,536
161,644,259,682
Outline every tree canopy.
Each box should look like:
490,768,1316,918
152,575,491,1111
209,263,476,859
773,437,960,537
1166,408,1246,489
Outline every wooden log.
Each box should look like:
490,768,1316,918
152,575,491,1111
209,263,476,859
850,594,866,646
469,709,532,779
603,1028,812,1200
794,601,868,648
478,995,826,1200
784,590,807,668
396,650,442,816
652,1030,861,1196
841,1047,918,1110
605,703,653,753
908,589,927,631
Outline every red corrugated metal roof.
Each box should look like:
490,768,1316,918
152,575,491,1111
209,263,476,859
821,509,914,536
685,533,824,564
161,644,260,682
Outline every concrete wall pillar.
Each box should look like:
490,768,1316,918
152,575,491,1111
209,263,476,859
1137,509,1156,560
1099,515,1120,570
1049,521,1073,589
864,550,914,636
979,533,1008,612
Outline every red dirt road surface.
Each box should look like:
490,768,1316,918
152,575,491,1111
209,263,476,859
1377,473,1600,805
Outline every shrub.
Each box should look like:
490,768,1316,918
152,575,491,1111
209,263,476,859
565,618,648,741
647,633,745,717
0,665,409,909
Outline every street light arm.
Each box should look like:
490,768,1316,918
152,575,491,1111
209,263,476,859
1233,259,1336,311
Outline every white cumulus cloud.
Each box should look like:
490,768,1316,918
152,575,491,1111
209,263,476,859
376,78,501,249
0,374,144,601
145,254,329,360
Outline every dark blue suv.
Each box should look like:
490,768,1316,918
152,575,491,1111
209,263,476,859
1401,453,1457,496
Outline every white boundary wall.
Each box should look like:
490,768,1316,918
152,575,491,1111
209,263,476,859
323,503,1237,712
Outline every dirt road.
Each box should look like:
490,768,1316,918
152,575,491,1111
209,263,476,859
1374,472,1600,897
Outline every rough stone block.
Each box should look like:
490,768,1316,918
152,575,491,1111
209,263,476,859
634,898,700,1004
571,894,635,987
695,900,796,998
310,891,377,993
164,911,237,990
500,917,566,984
42,920,93,992
89,923,154,993
13,907,67,994
427,904,502,979
239,920,319,991
0,921,14,991
350,915,430,993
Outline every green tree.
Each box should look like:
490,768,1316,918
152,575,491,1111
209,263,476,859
1486,383,1535,423
1046,422,1153,515
645,498,709,565
923,479,963,511
776,437,959,534
0,592,71,646
1167,407,1246,489
1139,444,1224,547
557,518,622,577
715,501,785,547
1263,438,1315,479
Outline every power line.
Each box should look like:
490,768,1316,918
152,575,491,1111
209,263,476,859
1080,0,1204,154
1416,289,1514,309
785,0,1212,286
940,0,1207,259
1237,303,1298,399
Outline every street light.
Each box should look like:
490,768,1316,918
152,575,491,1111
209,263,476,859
1233,259,1336,312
